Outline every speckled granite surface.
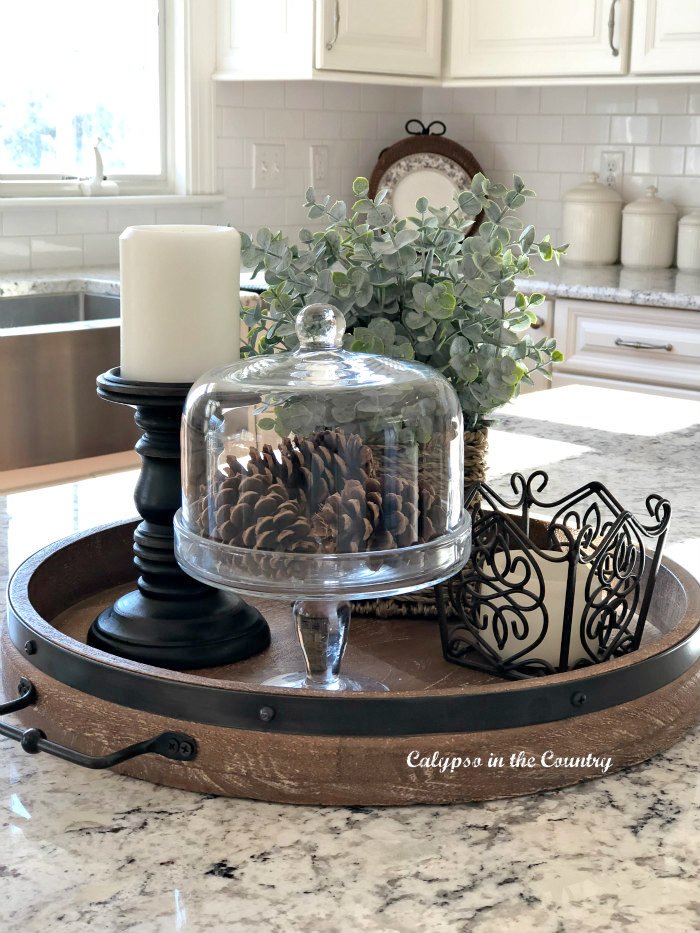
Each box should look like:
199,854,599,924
0,386,699,932
1,263,699,310
0,267,263,300
519,259,700,311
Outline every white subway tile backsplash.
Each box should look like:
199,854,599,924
452,87,496,114
243,82,285,110
662,115,700,146
474,115,517,141
323,82,361,111
222,107,265,138
30,235,83,270
562,115,610,144
587,86,636,114
107,207,157,234
360,85,395,112
540,86,586,114
611,115,661,145
685,148,700,177
217,136,245,167
522,172,563,201
2,79,700,272
637,85,688,114
264,109,305,141
284,81,324,110
340,111,377,140
491,143,539,173
496,87,540,114
306,109,343,139
56,208,108,235
621,173,658,203
0,237,30,272
395,87,423,113
656,175,700,208
83,233,120,266
517,115,562,144
216,83,244,108
633,145,685,176
447,113,474,142
538,144,584,173
243,197,286,228
3,210,57,236
154,206,203,225
423,87,454,115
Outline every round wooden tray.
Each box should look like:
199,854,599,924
3,520,700,806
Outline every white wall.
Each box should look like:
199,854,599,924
1,80,698,270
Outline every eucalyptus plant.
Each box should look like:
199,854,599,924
240,173,566,430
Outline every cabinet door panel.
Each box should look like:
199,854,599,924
631,0,700,74
316,0,442,76
448,0,630,78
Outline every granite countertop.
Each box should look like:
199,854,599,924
0,267,263,299
519,259,700,311
1,385,700,933
0,263,699,310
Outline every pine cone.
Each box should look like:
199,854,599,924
312,479,379,553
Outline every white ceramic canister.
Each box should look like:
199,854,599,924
621,186,677,269
676,210,700,273
561,173,622,265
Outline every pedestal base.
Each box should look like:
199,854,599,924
88,589,270,670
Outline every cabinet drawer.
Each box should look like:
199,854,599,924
553,299,700,391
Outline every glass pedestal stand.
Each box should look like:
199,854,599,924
265,600,384,692
174,509,472,692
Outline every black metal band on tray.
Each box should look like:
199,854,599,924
7,521,700,739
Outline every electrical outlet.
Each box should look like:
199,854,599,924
310,145,329,187
253,144,285,190
601,151,624,192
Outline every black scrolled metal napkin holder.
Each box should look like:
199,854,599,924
437,471,672,680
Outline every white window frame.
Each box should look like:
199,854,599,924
0,0,217,200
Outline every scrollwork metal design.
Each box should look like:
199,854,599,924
439,472,671,680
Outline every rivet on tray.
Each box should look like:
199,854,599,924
571,691,588,707
23,640,36,655
259,706,276,723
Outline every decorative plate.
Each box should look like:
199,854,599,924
369,120,483,221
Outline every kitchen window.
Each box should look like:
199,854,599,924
0,0,168,196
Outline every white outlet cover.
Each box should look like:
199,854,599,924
253,143,285,190
601,150,624,192
310,145,329,187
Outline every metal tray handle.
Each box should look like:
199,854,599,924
0,677,197,770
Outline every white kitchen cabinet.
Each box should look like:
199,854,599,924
553,298,700,397
447,0,631,79
315,0,442,77
216,0,442,81
631,0,700,74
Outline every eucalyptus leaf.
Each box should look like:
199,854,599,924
240,172,567,424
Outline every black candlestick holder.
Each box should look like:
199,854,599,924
87,368,270,670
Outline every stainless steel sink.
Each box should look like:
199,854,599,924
0,293,139,471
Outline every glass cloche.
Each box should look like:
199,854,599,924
174,303,471,691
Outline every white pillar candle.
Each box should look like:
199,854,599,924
120,225,241,383
475,551,596,670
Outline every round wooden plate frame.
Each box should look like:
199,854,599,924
368,119,484,225
3,519,700,806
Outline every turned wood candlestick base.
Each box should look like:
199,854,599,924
87,368,270,670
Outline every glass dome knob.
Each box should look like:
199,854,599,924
295,303,346,350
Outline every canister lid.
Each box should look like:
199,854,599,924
623,186,677,216
563,172,622,204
